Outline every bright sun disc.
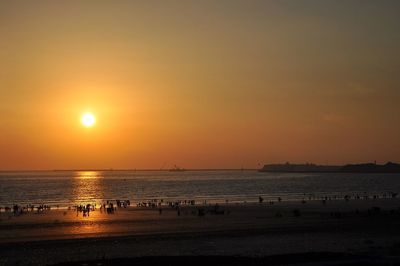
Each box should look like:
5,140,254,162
81,113,96,127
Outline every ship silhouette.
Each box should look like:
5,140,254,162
169,165,186,172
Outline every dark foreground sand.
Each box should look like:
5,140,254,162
1,199,400,265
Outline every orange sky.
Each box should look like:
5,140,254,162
1,1,399,170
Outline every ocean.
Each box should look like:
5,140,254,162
0,170,399,208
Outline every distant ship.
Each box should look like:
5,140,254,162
169,165,186,172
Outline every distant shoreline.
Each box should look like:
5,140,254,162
260,162,400,173
1,162,400,173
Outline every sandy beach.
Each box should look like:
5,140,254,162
1,198,400,265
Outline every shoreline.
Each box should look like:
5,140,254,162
1,190,398,212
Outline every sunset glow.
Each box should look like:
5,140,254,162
81,113,96,128
1,2,399,264
0,1,399,170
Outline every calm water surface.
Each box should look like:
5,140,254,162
0,171,399,207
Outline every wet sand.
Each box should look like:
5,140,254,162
1,199,400,265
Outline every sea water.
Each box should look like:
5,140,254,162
0,170,399,207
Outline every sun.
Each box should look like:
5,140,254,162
81,113,96,127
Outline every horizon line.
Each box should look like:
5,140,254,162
0,161,398,172
0,168,259,172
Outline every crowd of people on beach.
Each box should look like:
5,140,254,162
0,204,52,216
75,204,95,217
73,200,132,216
66,198,226,218
256,192,400,219
1,191,398,219
255,192,398,207
302,191,398,202
121,198,227,217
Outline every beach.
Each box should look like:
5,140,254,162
1,198,400,265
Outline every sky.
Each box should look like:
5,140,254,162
0,0,399,170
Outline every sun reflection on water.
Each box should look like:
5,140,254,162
72,171,105,206
75,171,102,179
